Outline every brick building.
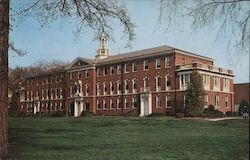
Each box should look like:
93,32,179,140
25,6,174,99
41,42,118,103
234,83,250,112
19,34,234,117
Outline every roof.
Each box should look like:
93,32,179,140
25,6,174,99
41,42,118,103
94,45,214,65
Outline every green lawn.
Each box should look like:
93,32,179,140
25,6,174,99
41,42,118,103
9,116,249,160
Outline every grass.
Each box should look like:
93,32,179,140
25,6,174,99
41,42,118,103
9,116,249,160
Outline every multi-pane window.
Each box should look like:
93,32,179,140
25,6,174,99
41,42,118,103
125,63,129,73
205,95,208,107
125,98,129,109
132,97,137,108
125,80,129,93
110,99,114,109
117,98,122,109
103,83,107,95
143,60,149,70
103,67,108,76
103,99,107,110
223,78,229,91
86,84,89,96
97,100,101,110
110,82,114,95
110,66,114,75
203,74,210,85
214,76,220,86
132,79,137,93
156,76,161,91
215,95,220,107
180,74,190,90
225,96,229,108
78,71,81,79
165,57,171,67
117,81,122,94
85,70,89,78
117,65,122,74
144,77,149,88
132,62,137,72
97,68,101,77
97,83,101,95
165,74,171,90
166,96,171,108
156,58,161,69
156,95,162,108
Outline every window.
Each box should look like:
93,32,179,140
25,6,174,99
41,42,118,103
132,62,137,72
103,67,108,76
132,79,137,93
103,83,107,95
97,83,101,96
97,100,101,110
165,75,171,90
205,95,208,107
182,58,186,64
132,97,137,109
223,78,229,91
110,66,114,75
117,98,122,109
110,82,114,95
46,103,49,111
143,60,149,70
85,70,89,78
203,74,210,85
117,81,122,94
125,63,129,73
125,98,129,109
156,58,161,69
156,95,162,108
214,76,220,86
225,96,229,108
51,77,54,84
180,74,190,90
55,103,58,111
51,103,54,111
125,80,129,93
77,71,81,79
215,95,220,107
97,68,101,77
86,84,89,96
156,76,161,91
103,99,107,110
117,65,121,74
70,73,73,80
110,99,114,109
166,96,171,108
165,57,171,67
144,77,149,88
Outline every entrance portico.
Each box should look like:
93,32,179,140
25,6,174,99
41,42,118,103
139,91,152,117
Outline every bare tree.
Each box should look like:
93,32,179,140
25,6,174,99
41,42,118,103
157,0,250,55
0,0,9,158
1,0,135,157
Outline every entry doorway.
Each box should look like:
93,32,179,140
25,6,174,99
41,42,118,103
140,93,152,117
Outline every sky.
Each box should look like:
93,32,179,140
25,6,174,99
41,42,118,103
10,0,249,83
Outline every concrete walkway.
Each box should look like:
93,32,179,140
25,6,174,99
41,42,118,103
183,116,246,121
205,117,244,121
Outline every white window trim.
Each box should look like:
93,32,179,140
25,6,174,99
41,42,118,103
155,58,161,69
143,60,149,71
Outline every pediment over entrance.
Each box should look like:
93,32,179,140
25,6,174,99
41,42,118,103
65,57,94,70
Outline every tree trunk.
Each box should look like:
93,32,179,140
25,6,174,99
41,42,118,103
0,0,9,158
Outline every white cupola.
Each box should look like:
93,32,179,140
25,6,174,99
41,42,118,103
96,33,110,60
